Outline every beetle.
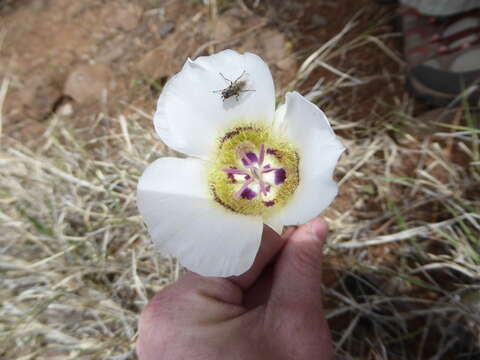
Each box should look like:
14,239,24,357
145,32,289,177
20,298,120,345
212,71,255,101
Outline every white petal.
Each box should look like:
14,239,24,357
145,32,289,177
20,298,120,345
272,92,345,226
264,216,284,235
270,176,340,226
273,102,286,130
277,92,345,180
137,157,263,277
154,50,276,159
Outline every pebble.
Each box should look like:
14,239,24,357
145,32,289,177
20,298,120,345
64,64,114,104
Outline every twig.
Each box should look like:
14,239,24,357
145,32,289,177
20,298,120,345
192,21,268,59
331,213,480,249
0,77,10,138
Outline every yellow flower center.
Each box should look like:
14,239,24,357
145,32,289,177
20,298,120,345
208,123,299,216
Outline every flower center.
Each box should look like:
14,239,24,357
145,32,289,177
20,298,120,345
208,124,299,216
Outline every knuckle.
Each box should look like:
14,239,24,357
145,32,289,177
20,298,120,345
138,288,176,334
137,291,175,359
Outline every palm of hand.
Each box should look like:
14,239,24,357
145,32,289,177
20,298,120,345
137,219,333,360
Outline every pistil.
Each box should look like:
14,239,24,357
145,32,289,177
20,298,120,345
221,143,286,201
208,123,299,216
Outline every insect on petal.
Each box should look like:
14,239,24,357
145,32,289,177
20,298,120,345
153,50,276,159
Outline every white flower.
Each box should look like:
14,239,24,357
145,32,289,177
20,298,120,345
137,50,344,277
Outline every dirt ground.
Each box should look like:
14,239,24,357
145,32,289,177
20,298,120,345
2,0,479,359
1,0,405,232
1,0,401,138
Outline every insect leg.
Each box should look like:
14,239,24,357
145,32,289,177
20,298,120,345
219,72,232,84
234,70,246,83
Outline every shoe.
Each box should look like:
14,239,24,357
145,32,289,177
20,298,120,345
402,7,480,106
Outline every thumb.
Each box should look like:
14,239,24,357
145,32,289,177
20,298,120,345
268,217,328,310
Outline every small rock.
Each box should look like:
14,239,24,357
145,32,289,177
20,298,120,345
312,14,327,28
277,56,297,71
261,29,287,62
213,19,234,41
96,44,125,63
259,29,295,71
64,64,114,104
212,14,241,41
137,40,177,80
32,0,49,12
57,102,74,117
19,69,62,120
239,28,297,88
64,2,85,17
159,23,175,38
95,35,127,63
106,3,143,31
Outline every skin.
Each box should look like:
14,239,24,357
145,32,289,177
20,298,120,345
136,217,333,360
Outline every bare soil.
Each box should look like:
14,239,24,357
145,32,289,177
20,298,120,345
2,1,478,359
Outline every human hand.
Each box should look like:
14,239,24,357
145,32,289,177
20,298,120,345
136,217,333,360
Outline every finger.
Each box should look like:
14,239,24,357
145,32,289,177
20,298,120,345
136,276,244,359
229,224,286,290
281,225,297,239
268,217,328,310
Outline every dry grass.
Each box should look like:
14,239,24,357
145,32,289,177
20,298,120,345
1,1,480,359
0,113,175,359
291,13,480,359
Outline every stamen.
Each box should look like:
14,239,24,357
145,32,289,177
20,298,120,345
228,143,287,199
262,166,281,174
221,168,249,176
235,177,254,198
258,144,265,166
259,179,269,196
209,124,299,216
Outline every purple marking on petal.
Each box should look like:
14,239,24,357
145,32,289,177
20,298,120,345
274,169,286,185
241,158,249,166
263,200,275,207
241,187,257,200
235,178,254,198
245,175,251,180
242,152,258,166
247,152,258,163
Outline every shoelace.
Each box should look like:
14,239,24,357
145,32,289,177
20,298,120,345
405,8,480,56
